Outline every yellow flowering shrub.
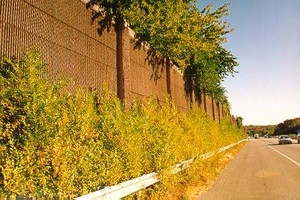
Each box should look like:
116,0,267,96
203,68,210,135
0,51,245,198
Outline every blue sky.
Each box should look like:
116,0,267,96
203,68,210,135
197,0,300,125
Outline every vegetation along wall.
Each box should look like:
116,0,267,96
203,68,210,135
0,0,230,120
0,0,245,198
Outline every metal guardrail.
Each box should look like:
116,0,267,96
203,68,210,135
75,172,159,200
75,139,247,200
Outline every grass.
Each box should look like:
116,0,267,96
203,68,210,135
145,142,247,200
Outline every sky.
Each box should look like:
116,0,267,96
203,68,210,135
197,0,300,125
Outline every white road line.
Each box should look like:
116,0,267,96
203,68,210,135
268,145,300,167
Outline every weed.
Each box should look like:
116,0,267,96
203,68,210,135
0,51,246,198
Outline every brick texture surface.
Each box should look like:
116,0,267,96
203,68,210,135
0,0,232,120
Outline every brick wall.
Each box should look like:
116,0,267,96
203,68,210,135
0,0,117,92
0,0,230,120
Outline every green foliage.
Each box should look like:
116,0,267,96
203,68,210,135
274,118,300,135
235,116,243,129
0,51,103,196
277,118,300,130
247,118,300,136
0,52,245,198
246,125,276,136
91,0,238,103
192,45,238,97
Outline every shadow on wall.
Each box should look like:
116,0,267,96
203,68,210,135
87,2,202,107
183,66,202,108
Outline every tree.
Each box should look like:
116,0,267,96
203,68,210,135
186,44,237,105
235,116,243,129
90,0,238,104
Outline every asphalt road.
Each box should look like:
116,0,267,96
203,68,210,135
197,138,300,200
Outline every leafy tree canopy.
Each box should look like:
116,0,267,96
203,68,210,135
91,0,238,104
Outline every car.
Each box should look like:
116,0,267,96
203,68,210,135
297,133,300,144
278,135,292,145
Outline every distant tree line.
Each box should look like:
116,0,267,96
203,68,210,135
246,118,300,136
246,125,276,137
274,118,300,135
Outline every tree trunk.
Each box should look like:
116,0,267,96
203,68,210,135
166,56,171,98
116,16,125,100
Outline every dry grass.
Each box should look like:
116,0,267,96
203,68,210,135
145,142,247,200
186,142,246,199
